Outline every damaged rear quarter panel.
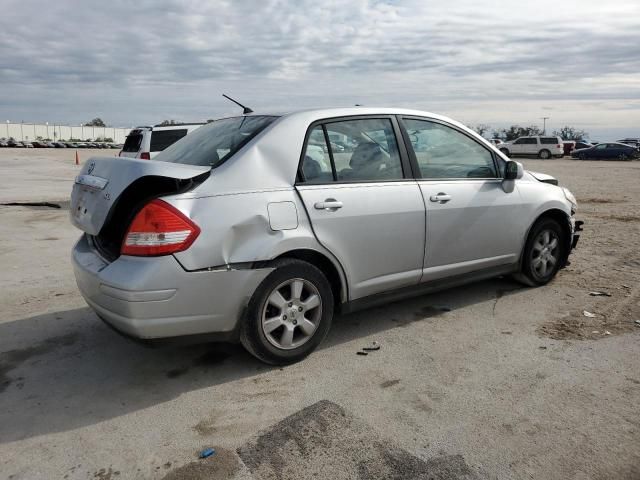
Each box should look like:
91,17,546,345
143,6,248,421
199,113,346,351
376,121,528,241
169,189,324,271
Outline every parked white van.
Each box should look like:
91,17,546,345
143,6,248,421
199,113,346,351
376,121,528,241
499,136,564,159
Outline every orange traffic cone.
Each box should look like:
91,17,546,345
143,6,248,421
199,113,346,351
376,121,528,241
75,150,79,166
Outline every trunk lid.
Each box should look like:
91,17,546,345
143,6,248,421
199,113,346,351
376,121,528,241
70,156,210,236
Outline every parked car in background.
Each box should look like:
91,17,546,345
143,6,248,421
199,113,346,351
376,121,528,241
488,138,504,146
562,141,576,156
54,142,67,148
574,141,592,150
71,107,582,364
571,142,638,160
8,140,24,147
119,123,204,159
616,138,640,150
0,140,8,147
499,136,564,159
31,141,46,148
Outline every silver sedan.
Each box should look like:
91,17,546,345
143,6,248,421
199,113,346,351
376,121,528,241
70,108,582,364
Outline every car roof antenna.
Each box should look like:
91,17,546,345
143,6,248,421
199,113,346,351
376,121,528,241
222,94,253,115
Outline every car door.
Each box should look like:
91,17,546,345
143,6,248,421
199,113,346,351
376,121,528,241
592,143,608,159
296,116,426,300
400,117,527,282
510,138,526,155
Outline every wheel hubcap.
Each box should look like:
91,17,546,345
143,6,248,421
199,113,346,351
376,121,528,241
261,278,322,350
531,229,559,279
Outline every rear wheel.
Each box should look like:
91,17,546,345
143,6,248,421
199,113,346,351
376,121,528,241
516,218,566,287
538,149,551,159
240,259,334,365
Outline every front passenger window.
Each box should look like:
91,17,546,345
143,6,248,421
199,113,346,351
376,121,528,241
402,118,497,179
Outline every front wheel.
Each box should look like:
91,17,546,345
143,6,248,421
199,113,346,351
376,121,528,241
240,259,334,365
517,218,566,287
618,153,630,161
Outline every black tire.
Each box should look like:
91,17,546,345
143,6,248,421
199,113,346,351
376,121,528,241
538,149,551,159
500,148,510,157
618,153,630,161
578,153,586,160
240,258,334,365
517,217,566,287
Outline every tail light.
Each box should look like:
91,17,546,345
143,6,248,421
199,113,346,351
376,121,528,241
121,200,200,256
139,152,151,160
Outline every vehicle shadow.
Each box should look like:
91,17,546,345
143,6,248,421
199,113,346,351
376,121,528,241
0,276,523,443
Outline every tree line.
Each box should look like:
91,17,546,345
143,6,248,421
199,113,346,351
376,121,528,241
472,124,588,141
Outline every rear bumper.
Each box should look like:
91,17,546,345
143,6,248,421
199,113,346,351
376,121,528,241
72,235,272,339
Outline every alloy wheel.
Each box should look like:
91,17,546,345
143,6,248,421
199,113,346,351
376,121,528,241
530,229,560,280
261,278,322,350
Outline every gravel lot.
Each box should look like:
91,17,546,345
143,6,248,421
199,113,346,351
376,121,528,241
0,149,638,480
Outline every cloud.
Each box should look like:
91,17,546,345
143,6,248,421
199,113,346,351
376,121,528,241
1,0,639,138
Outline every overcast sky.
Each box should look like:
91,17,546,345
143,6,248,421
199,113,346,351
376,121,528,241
1,0,639,139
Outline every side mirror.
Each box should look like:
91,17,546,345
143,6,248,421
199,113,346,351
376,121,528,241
504,161,519,180
502,161,523,193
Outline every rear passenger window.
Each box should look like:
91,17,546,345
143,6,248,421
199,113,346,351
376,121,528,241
541,137,559,144
300,118,404,183
122,132,143,152
326,119,403,181
402,118,497,179
150,129,188,152
301,126,334,183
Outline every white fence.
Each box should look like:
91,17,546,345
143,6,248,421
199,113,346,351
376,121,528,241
1,122,131,144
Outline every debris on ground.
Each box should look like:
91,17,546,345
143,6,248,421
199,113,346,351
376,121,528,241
0,201,61,209
604,331,612,335
199,448,215,459
501,331,512,335
362,341,381,352
589,291,612,297
356,351,368,356
583,310,597,318
634,320,640,327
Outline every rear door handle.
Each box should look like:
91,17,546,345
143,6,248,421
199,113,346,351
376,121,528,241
430,193,452,203
314,199,343,210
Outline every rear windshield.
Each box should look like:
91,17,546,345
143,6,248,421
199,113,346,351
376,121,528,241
122,131,143,152
150,129,188,152
154,116,278,167
541,137,560,144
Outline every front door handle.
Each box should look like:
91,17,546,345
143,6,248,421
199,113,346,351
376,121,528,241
314,199,343,210
430,193,452,203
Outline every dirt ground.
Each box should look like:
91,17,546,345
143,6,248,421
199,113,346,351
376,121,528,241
0,149,638,479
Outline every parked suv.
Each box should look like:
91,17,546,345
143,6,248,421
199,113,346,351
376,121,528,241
616,138,640,150
71,108,582,364
499,136,564,159
120,124,204,159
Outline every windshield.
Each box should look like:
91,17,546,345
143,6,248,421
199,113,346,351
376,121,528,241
154,115,278,167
